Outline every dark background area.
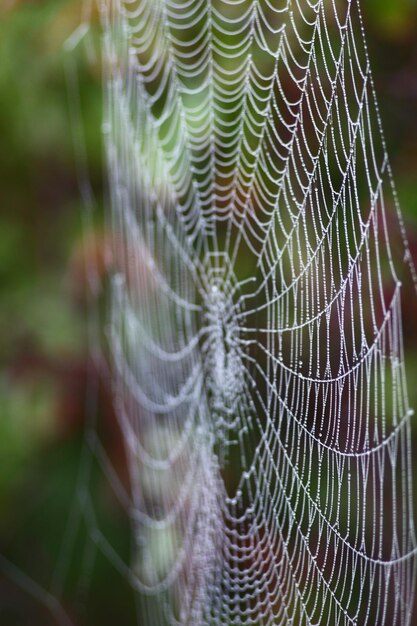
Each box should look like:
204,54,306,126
0,0,417,624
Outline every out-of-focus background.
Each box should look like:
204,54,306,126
0,0,417,624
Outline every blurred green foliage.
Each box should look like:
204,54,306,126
0,0,417,624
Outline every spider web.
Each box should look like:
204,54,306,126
96,0,417,623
